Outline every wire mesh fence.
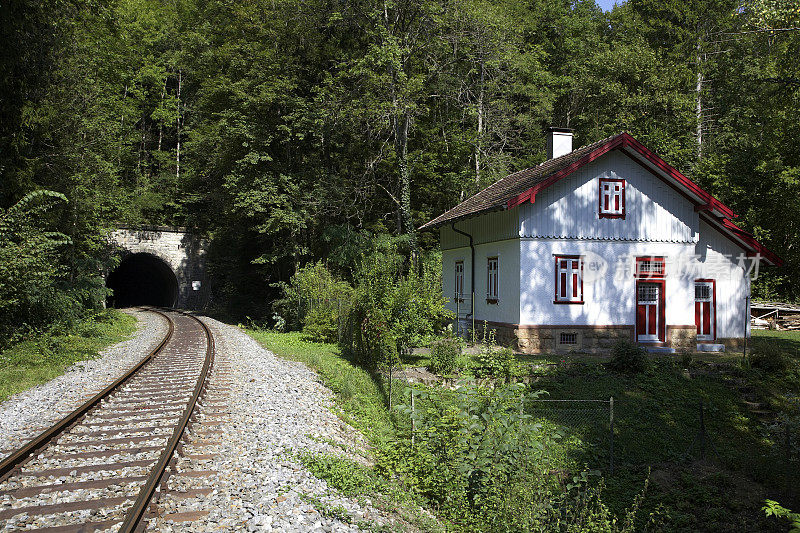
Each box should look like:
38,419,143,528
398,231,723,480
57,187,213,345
386,375,799,499
526,398,616,473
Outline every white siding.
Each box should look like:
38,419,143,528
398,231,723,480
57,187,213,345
519,151,698,243
440,208,519,250
519,239,695,328
442,239,520,326
695,220,751,339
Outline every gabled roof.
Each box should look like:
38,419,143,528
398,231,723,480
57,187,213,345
420,132,782,266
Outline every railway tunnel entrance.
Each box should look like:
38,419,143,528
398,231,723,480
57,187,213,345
107,252,179,308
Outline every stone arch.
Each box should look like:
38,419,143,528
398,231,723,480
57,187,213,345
107,226,209,309
106,252,180,308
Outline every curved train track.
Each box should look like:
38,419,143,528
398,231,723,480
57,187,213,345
0,308,214,532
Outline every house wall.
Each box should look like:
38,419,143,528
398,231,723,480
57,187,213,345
519,239,695,327
437,149,755,353
519,151,698,243
696,219,751,341
442,238,520,336
440,208,519,249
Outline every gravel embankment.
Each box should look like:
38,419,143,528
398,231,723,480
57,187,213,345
0,309,168,455
151,318,398,533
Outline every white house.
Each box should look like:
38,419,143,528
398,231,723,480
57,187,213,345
420,129,782,353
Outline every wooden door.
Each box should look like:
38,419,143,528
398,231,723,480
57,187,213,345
637,282,661,342
695,280,715,341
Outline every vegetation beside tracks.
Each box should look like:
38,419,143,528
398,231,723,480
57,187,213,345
251,326,800,532
0,310,138,403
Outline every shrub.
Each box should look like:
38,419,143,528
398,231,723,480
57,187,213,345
339,236,452,368
429,336,461,374
608,339,650,374
473,346,520,381
750,344,790,372
393,383,647,531
273,261,352,338
0,190,88,348
302,306,339,343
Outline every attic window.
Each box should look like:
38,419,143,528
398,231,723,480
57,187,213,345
599,178,625,219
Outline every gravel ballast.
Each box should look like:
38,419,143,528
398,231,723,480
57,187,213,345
150,318,399,533
0,309,168,456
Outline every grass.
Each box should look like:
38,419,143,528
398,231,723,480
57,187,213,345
526,331,800,532
249,328,800,532
245,329,443,532
0,310,138,403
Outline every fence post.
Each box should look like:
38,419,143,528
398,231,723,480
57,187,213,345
699,399,706,460
411,389,416,446
388,365,393,412
786,423,792,493
609,396,615,475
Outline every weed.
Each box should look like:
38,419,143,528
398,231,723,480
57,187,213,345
608,339,650,374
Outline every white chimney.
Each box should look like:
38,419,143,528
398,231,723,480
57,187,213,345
547,127,573,159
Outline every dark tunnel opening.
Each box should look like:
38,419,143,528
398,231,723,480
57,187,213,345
107,253,179,308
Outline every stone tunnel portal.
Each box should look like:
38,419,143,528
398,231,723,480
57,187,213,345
106,252,179,308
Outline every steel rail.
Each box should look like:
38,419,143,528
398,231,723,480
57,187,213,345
119,310,215,532
0,308,175,483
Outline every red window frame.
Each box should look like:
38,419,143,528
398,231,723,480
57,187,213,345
486,257,499,303
599,178,626,219
454,260,464,301
635,256,665,279
695,278,716,340
554,255,584,304
635,279,666,342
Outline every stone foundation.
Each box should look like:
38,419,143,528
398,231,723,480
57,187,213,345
469,322,709,354
667,326,697,351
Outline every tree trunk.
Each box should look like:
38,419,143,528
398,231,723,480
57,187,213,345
696,35,703,161
176,69,182,180
475,58,484,187
396,111,416,251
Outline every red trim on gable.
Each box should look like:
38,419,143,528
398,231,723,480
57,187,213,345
700,213,784,266
620,134,737,219
508,135,625,209
508,133,735,219
505,131,780,268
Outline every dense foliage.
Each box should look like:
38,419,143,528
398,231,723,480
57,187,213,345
2,0,799,335
339,237,452,367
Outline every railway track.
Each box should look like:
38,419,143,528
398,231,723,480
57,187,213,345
0,308,215,532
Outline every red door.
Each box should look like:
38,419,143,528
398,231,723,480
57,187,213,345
695,280,715,340
637,282,661,342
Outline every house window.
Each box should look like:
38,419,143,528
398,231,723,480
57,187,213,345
635,256,665,279
599,178,625,218
454,261,464,301
560,332,577,345
554,256,583,304
487,257,499,302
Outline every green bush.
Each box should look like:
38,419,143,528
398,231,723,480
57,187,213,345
273,261,352,338
339,236,452,368
608,339,650,374
302,306,339,343
429,336,461,374
0,190,89,348
473,347,520,381
750,344,790,372
392,383,645,531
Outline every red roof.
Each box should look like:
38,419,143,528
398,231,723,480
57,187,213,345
420,132,782,266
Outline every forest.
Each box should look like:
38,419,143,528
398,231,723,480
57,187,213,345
2,0,800,337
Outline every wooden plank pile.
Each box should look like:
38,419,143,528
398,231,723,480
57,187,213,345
751,301,800,330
